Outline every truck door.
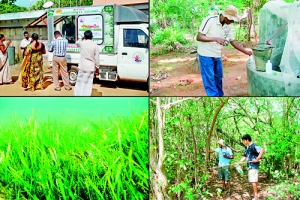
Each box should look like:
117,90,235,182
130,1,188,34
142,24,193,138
117,25,149,81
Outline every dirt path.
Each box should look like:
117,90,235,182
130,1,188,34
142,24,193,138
207,169,286,200
150,47,251,96
0,63,148,96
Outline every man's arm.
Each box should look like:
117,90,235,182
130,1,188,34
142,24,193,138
230,40,252,56
95,45,99,69
48,41,54,53
234,156,246,167
224,154,234,159
196,32,225,45
251,149,265,163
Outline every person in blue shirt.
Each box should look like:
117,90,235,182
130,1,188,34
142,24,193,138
209,139,233,194
235,134,264,200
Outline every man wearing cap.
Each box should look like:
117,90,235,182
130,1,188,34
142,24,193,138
234,134,264,200
196,5,252,96
209,139,234,194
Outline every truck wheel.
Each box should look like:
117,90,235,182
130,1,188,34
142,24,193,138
68,66,78,86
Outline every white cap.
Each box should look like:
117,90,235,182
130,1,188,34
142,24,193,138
217,139,225,146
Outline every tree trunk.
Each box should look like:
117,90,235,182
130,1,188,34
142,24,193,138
204,98,229,170
188,114,198,186
152,97,169,200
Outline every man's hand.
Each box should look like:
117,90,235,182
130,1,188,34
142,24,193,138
234,163,239,167
230,40,253,56
244,50,253,56
223,154,229,158
6,41,11,47
215,38,226,45
251,158,260,163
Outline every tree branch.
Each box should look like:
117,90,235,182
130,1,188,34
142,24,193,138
163,97,195,110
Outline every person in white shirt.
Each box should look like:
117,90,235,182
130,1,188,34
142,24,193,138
74,30,99,96
20,31,31,58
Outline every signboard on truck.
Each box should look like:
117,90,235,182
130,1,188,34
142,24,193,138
47,5,115,53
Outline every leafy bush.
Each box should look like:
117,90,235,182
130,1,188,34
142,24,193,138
267,180,300,199
152,27,189,48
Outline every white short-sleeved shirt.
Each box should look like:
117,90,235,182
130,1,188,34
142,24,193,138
197,15,235,58
76,40,99,72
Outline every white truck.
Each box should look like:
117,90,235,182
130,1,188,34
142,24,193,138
46,5,149,85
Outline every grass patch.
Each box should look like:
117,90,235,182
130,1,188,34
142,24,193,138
0,112,148,199
224,69,230,74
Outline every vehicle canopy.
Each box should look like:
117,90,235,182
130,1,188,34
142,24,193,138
46,4,148,54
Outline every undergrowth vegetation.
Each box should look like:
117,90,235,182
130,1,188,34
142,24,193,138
0,112,148,199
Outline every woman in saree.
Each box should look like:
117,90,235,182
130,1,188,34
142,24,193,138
21,33,46,91
0,34,13,85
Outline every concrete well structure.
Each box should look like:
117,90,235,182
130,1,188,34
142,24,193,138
247,0,300,96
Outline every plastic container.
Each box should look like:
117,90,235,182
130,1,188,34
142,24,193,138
223,37,230,46
249,55,254,63
266,60,272,74
236,165,244,176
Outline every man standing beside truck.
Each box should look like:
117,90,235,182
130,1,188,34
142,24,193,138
48,31,72,91
74,30,99,96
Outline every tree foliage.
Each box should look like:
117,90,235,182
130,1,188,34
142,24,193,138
150,97,300,199
1,0,16,4
30,0,93,11
150,0,299,52
0,3,28,14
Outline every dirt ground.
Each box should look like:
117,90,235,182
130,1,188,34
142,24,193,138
150,46,252,96
205,169,297,200
0,62,148,96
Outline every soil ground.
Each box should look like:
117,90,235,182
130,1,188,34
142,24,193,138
205,169,298,200
150,46,252,96
0,61,148,96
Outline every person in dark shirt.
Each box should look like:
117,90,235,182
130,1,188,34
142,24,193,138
235,134,264,200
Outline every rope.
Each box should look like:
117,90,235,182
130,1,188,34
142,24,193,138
208,159,263,169
266,22,288,45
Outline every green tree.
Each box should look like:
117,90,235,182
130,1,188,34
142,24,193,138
0,4,28,14
150,97,300,199
0,0,16,4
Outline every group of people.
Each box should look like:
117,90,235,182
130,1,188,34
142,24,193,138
210,134,264,200
0,29,99,96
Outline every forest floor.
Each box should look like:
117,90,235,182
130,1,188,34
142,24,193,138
205,169,299,200
150,40,254,96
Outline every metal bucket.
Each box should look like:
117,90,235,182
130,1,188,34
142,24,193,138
252,44,274,72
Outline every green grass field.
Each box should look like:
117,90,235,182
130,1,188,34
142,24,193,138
0,111,148,199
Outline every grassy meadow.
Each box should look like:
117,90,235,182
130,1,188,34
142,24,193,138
0,98,148,200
